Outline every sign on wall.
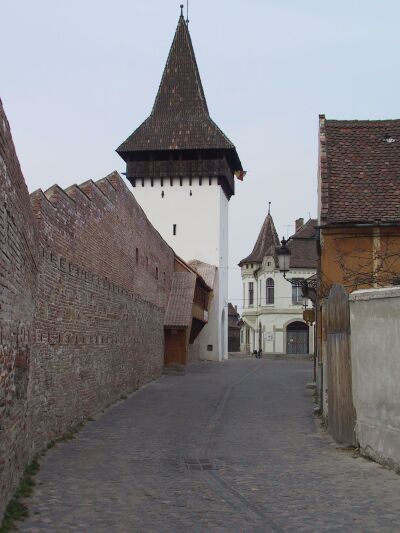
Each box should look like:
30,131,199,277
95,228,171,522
264,332,274,341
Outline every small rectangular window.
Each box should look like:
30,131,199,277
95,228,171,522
170,177,173,186
207,344,213,351
136,248,139,264
180,177,183,186
209,177,212,185
291,279,304,305
156,266,159,279
249,282,254,306
199,177,202,186
151,178,154,187
189,177,192,186
173,224,177,236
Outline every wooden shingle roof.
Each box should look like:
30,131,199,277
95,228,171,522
239,214,280,266
320,115,400,225
117,14,241,170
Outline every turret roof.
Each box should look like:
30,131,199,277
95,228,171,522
117,13,241,169
239,213,280,266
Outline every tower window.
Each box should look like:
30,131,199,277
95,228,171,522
161,190,164,198
136,248,139,265
180,177,183,186
141,178,145,187
161,178,164,187
170,177,173,186
209,177,212,185
173,224,177,236
199,177,202,186
189,177,192,186
151,178,154,187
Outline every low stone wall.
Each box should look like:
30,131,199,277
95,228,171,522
350,287,400,470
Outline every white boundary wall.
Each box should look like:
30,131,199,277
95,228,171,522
350,287,400,469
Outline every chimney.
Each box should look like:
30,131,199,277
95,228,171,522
295,218,304,232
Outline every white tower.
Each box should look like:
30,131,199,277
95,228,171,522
117,10,242,361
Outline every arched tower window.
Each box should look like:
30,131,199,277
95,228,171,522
266,278,274,304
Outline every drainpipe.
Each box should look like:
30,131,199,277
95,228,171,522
254,267,261,351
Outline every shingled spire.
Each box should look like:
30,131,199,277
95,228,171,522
117,10,242,197
239,214,280,266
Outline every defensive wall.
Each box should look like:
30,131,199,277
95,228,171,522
0,101,175,518
0,99,39,520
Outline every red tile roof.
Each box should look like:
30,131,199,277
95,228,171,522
320,116,400,225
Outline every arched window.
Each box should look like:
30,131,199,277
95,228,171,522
266,278,274,304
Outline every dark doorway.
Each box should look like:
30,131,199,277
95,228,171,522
286,321,309,355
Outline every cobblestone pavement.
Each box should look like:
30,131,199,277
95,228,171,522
20,359,400,532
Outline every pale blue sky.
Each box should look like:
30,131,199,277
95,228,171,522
2,0,400,307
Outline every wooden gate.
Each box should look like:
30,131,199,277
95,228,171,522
326,284,356,446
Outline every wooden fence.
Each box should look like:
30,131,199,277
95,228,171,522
326,284,357,446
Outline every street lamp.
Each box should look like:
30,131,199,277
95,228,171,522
277,237,291,278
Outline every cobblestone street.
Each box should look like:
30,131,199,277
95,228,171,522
20,358,400,532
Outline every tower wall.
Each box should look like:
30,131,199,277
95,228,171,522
132,177,229,361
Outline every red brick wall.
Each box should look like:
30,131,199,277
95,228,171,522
30,172,174,449
0,100,38,517
0,102,175,518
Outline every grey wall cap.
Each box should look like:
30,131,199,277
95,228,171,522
349,286,400,302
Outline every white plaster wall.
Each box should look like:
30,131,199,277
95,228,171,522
133,177,221,266
350,287,400,469
133,178,228,362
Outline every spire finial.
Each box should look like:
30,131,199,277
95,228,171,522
268,202,271,215
180,4,184,17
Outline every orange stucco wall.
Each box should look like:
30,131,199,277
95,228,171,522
320,226,400,293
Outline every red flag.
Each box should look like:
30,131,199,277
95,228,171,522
234,170,247,181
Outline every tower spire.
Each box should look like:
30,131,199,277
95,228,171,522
180,4,184,17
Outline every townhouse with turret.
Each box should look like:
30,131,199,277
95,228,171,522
240,214,317,355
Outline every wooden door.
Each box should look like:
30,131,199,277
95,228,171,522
286,322,309,354
164,329,186,365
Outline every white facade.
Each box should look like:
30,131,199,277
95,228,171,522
133,176,229,361
240,256,315,355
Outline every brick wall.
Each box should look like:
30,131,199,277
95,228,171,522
30,172,174,449
0,100,38,518
0,101,175,518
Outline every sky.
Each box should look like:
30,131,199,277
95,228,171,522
2,0,400,310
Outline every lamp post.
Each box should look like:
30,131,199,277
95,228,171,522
277,236,317,380
277,237,291,278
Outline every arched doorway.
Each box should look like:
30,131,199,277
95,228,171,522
286,321,309,355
